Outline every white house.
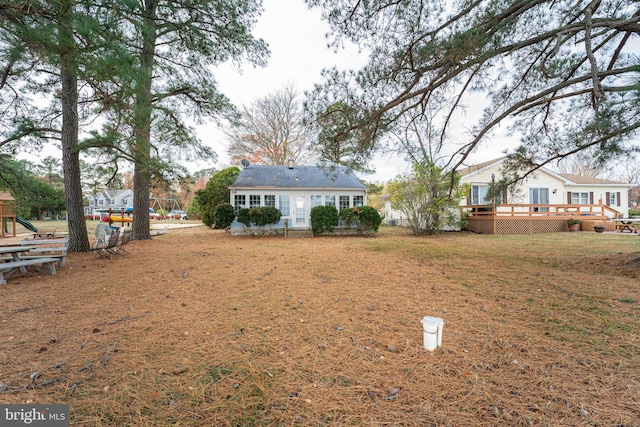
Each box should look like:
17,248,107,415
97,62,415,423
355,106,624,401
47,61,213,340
458,158,633,218
85,189,134,216
380,195,409,226
229,162,368,230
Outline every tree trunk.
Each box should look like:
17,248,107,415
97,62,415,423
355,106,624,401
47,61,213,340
59,0,90,252
131,0,159,241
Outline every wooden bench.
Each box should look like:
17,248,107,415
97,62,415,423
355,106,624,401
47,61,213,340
0,257,58,285
20,237,69,267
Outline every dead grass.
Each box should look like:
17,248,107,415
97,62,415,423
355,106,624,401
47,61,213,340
0,226,639,426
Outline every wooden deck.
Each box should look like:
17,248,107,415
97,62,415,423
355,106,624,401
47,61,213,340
462,203,620,235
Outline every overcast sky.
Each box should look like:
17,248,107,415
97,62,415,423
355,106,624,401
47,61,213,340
18,0,511,182
195,0,513,182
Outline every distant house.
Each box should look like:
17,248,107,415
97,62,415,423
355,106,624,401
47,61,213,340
458,158,633,218
85,189,134,216
229,162,368,230
380,195,409,227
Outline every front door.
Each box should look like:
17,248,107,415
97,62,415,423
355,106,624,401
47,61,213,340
295,196,306,227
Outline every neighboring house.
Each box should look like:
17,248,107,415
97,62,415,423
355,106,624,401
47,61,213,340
458,158,633,218
229,162,368,230
85,189,134,216
380,195,409,226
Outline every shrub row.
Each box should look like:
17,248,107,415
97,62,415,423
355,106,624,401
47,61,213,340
211,203,284,230
212,202,381,237
310,205,382,237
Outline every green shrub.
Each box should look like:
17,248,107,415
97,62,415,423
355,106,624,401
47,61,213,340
339,207,359,227
310,205,339,235
237,208,251,227
213,203,235,229
339,206,382,236
237,206,282,228
358,205,383,233
248,206,281,227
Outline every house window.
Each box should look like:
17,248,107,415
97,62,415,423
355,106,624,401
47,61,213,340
608,192,617,206
529,188,549,212
234,195,246,213
339,195,350,210
264,195,275,207
471,185,490,205
249,195,260,207
123,198,128,205
570,192,590,204
99,200,104,205
325,195,335,207
279,195,290,216
353,195,364,207
311,195,322,208
90,200,95,206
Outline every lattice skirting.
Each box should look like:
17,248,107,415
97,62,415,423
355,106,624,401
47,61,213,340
465,218,613,234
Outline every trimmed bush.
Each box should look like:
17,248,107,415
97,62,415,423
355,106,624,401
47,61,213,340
357,205,383,233
339,206,382,236
213,203,235,230
237,206,282,231
310,205,339,235
248,206,282,227
237,208,251,227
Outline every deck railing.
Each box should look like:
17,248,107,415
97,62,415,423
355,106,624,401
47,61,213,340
461,203,621,234
461,203,619,219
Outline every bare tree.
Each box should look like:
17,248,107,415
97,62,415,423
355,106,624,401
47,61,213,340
615,155,640,185
554,148,609,178
226,83,318,165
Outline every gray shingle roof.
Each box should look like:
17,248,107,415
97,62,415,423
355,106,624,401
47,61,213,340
557,173,630,185
230,165,368,190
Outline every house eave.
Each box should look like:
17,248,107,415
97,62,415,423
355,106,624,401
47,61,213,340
230,186,368,192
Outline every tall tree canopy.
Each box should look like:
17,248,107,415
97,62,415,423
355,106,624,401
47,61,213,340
306,0,640,181
0,0,124,251
83,0,269,240
226,83,319,165
2,0,269,244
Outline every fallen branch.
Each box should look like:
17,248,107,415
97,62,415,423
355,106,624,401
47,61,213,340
105,312,146,325
0,339,117,395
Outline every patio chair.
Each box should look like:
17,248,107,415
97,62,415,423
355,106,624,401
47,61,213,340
94,227,120,258
114,229,132,256
94,223,108,247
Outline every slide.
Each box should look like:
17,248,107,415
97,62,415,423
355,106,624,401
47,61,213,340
16,215,38,233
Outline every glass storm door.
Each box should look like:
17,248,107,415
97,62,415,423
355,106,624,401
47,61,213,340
295,196,305,225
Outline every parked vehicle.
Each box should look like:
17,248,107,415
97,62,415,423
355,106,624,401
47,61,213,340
168,210,188,220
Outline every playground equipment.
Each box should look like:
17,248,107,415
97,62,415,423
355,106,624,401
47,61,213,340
16,215,38,232
0,192,17,238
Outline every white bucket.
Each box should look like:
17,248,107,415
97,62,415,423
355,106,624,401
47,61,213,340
421,316,444,351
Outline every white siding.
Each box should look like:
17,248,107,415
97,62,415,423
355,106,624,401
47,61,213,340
230,189,368,229
459,160,631,217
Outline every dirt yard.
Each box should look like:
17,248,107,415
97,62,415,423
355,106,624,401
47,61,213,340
0,225,638,426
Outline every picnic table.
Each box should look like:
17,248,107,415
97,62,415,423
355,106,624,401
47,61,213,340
0,245,58,285
32,229,57,238
613,219,640,233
